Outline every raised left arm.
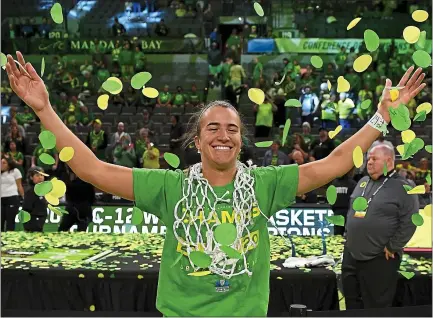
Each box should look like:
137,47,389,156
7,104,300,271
297,66,426,195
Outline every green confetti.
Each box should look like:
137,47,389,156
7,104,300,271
34,181,53,196
412,50,432,68
412,213,424,226
131,72,152,90
416,30,426,49
383,162,388,176
425,145,432,153
360,99,371,110
39,153,55,165
402,138,425,160
326,16,337,24
389,104,411,131
163,152,180,168
426,173,431,186
38,130,56,149
18,210,31,223
214,223,237,246
326,185,337,205
352,197,368,211
131,207,144,225
284,99,301,107
102,78,122,94
325,215,345,226
41,57,45,77
0,52,7,69
281,119,291,147
50,3,64,24
171,252,183,268
220,245,242,259
403,184,413,192
255,141,273,148
399,271,415,280
190,251,212,268
310,56,323,68
364,29,380,52
253,2,264,16
413,110,427,122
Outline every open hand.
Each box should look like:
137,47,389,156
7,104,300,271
378,66,426,123
5,52,49,114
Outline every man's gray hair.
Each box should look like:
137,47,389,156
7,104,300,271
371,144,395,161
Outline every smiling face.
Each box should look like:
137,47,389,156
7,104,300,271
194,106,242,171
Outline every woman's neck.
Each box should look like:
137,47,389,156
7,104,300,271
201,162,237,187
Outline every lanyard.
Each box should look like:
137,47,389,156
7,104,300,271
361,170,396,211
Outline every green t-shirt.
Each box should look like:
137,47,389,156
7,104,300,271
135,139,148,159
63,111,78,125
9,151,24,176
321,101,338,121
159,92,172,104
173,93,186,106
256,103,273,127
253,62,263,80
134,51,146,69
132,165,299,316
79,112,94,126
226,35,241,48
33,145,57,171
188,92,202,104
221,63,232,84
89,130,106,160
16,112,34,125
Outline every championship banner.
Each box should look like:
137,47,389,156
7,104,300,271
274,38,432,54
7,37,204,54
14,205,335,236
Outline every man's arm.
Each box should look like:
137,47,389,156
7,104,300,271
297,66,425,195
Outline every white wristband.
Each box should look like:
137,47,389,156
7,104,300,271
368,112,388,135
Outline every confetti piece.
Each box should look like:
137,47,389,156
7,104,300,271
425,145,432,153
416,30,426,49
274,72,286,85
131,72,152,90
327,80,331,91
142,87,159,98
360,99,371,110
310,55,323,68
131,206,144,225
412,213,424,226
328,125,342,139
424,204,432,217
45,193,60,206
255,141,273,147
401,130,416,144
403,26,421,44
253,2,264,17
97,94,109,110
403,138,425,160
102,77,123,94
389,89,399,102
248,88,265,104
50,3,64,24
184,33,197,38
284,99,301,107
0,52,6,69
412,10,429,22
276,276,283,280
383,162,388,176
281,119,291,147
326,185,337,205
364,29,380,52
137,275,144,279
190,251,212,268
89,305,95,312
413,110,427,122
389,104,411,131
41,57,45,77
353,197,368,211
188,271,212,277
407,185,426,195
18,210,31,223
416,102,432,114
48,204,62,215
412,50,432,68
353,54,372,72
39,130,56,150
220,245,242,259
399,271,415,280
426,173,431,186
34,181,53,196
352,146,363,168
50,179,66,198
396,144,405,156
325,215,345,226
59,147,74,162
163,152,180,168
337,76,350,93
98,273,104,278
347,17,361,30
214,223,237,246
79,274,85,278
326,16,337,24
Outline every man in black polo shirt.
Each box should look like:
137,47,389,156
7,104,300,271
310,128,335,160
343,144,418,309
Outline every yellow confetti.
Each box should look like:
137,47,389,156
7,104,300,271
352,146,363,168
396,145,405,156
337,76,350,93
353,54,372,72
347,17,362,30
137,274,144,279
407,185,426,195
276,276,283,280
248,88,265,104
403,26,421,44
188,271,212,277
328,125,342,139
59,147,74,162
401,130,416,144
142,87,159,98
89,305,95,312
98,273,104,278
97,94,109,110
36,170,49,177
390,89,399,102
412,10,429,22
416,102,432,114
79,274,85,278
327,80,331,91
424,204,431,217
45,193,59,206
50,179,67,198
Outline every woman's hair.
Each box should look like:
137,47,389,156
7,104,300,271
181,100,248,149
293,133,308,151
1,155,17,173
